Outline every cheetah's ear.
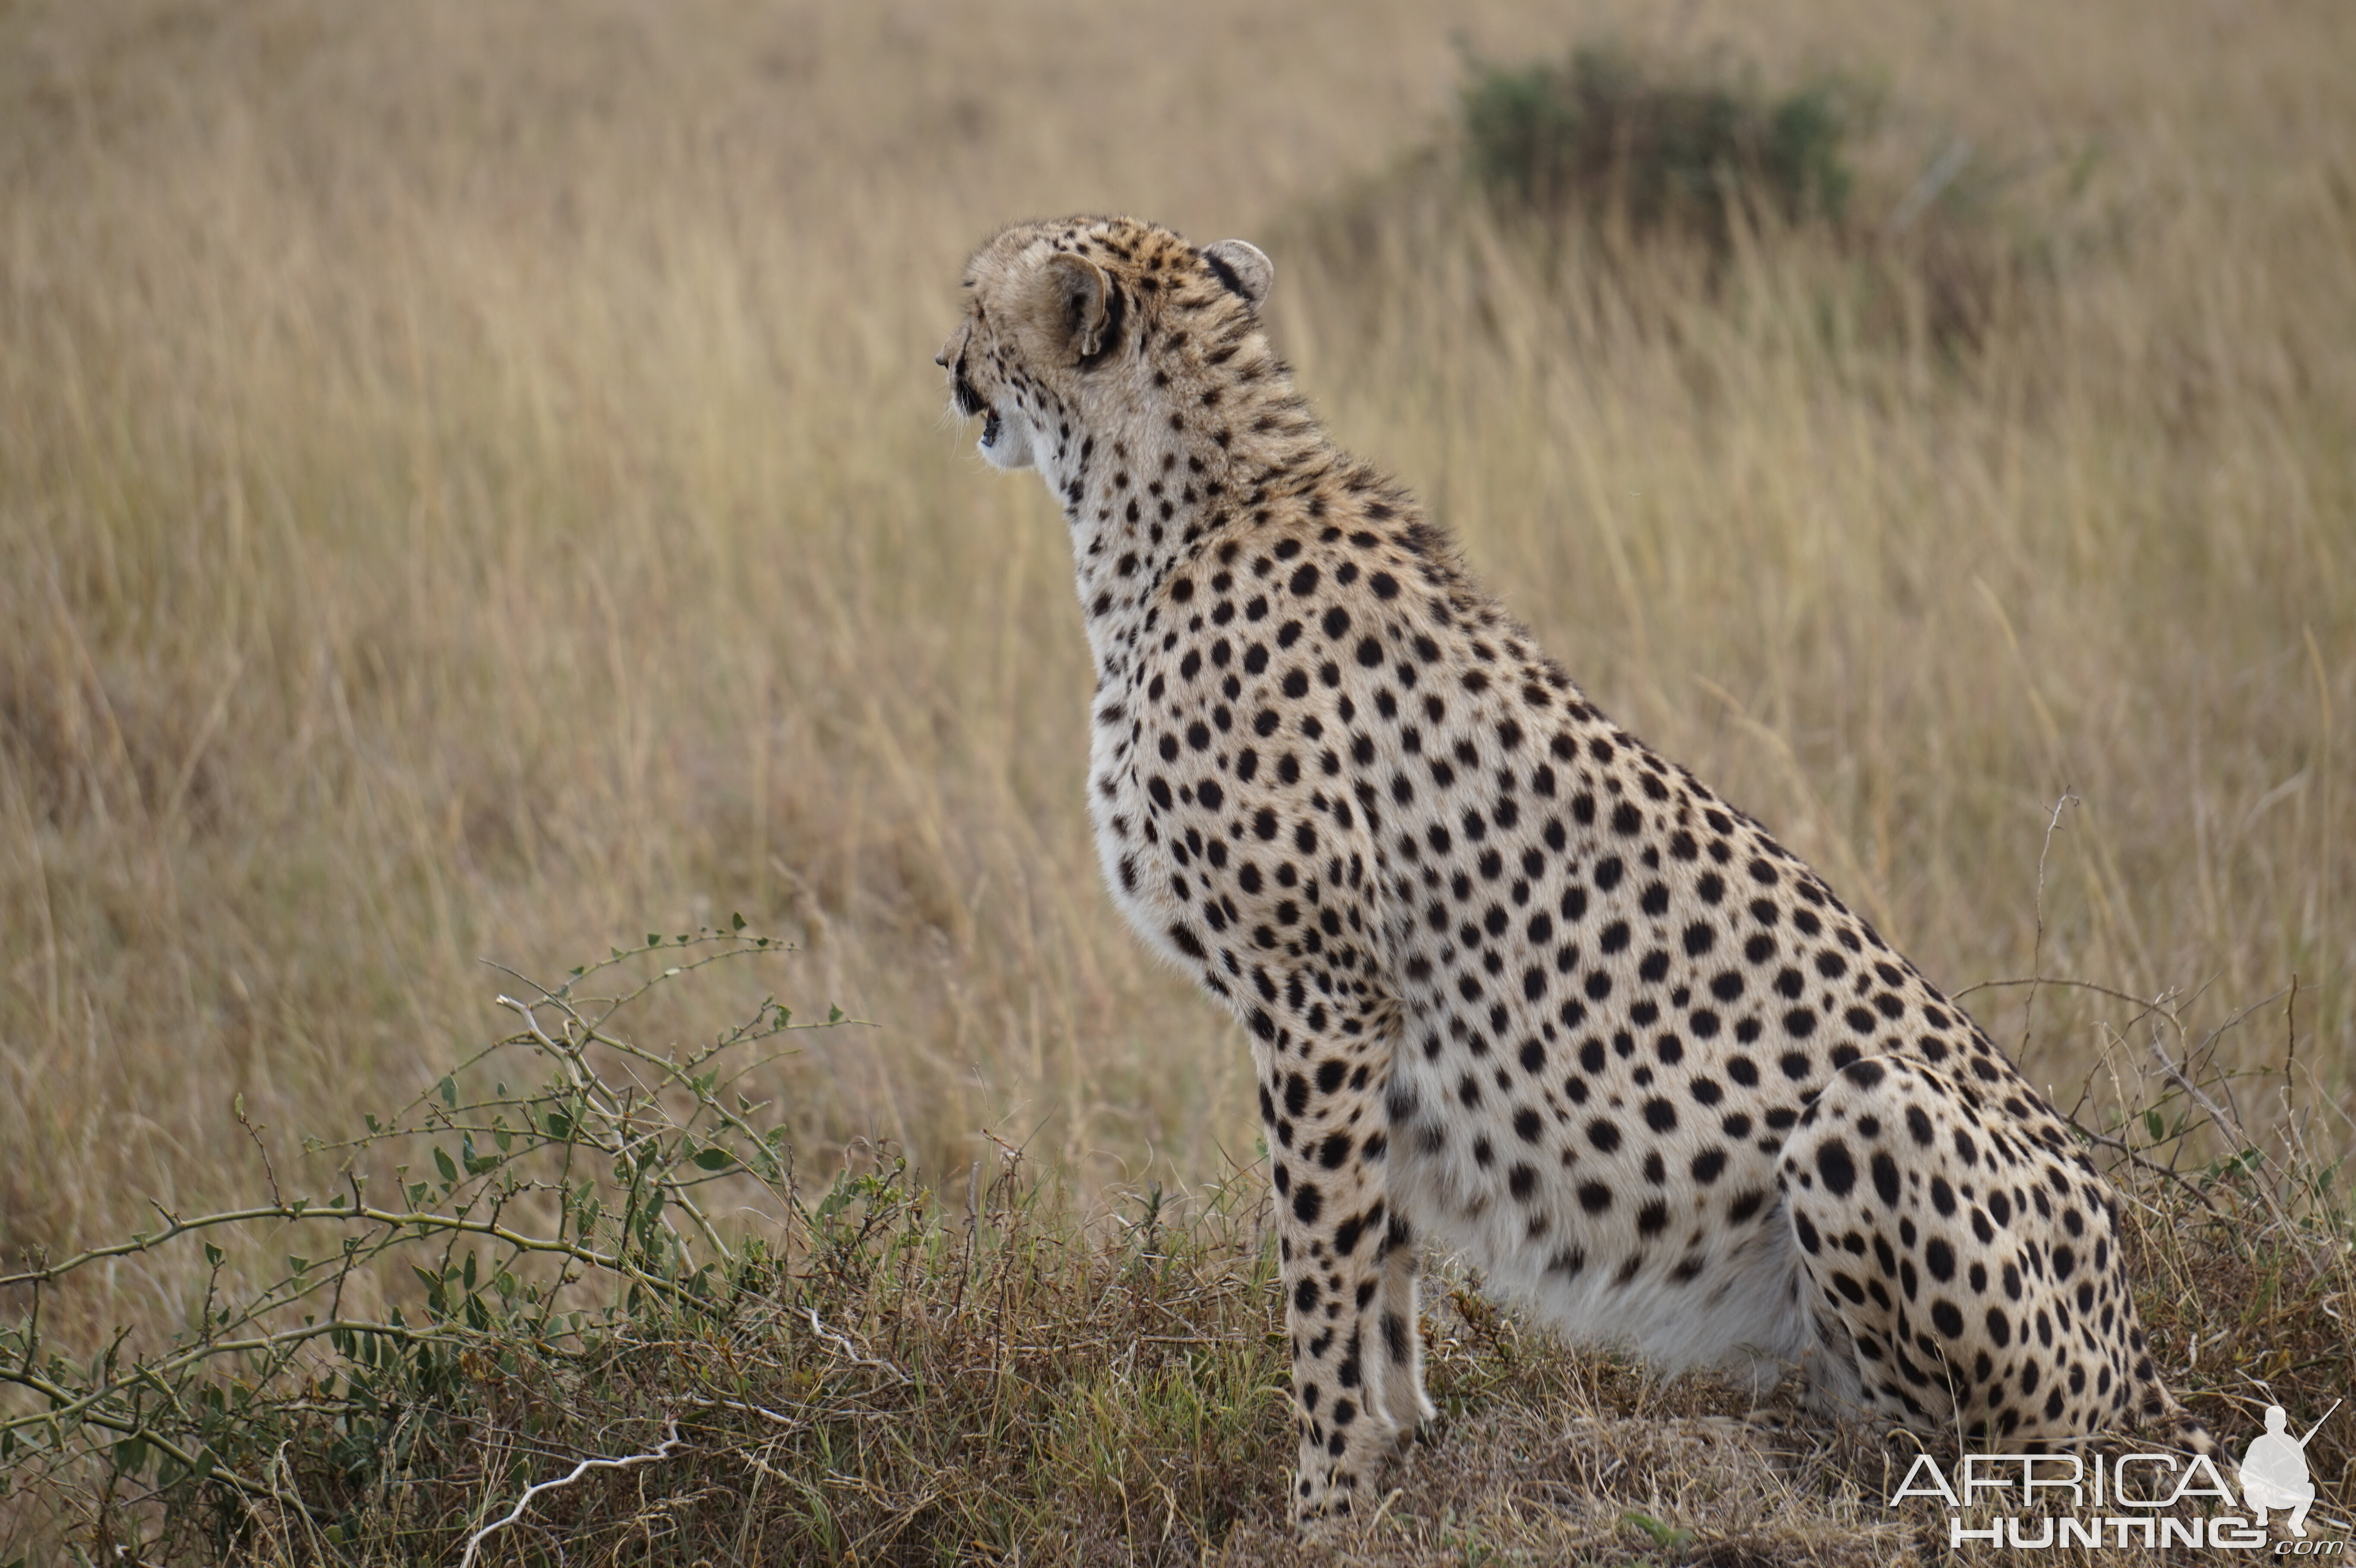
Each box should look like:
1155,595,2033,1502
1202,240,1273,309
1026,250,1114,364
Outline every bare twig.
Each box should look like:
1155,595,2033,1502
2283,972,2300,1148
2148,1030,2322,1273
0,1202,680,1297
235,1094,284,1209
1950,973,2175,1018
678,1391,808,1431
456,1419,684,1568
2067,1125,2226,1219
804,1307,911,1385
2017,792,2077,1071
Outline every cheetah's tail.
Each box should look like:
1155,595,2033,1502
2166,1409,2220,1459
2142,1381,2219,1460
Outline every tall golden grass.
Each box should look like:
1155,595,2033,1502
2,0,2350,1349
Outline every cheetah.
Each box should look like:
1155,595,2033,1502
938,215,2210,1522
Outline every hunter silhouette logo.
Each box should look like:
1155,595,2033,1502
1885,1398,2347,1551
2242,1400,2338,1539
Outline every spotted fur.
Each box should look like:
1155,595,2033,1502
939,215,2209,1522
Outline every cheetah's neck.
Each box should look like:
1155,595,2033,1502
1038,360,1334,689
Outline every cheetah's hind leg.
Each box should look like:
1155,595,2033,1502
1781,1054,2178,1449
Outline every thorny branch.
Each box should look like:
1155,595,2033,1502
0,930,843,1549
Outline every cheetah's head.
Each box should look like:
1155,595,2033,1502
938,215,1273,474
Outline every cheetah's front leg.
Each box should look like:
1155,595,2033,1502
1375,1205,1437,1441
1255,1024,1409,1523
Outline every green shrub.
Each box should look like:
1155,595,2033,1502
0,929,1293,1565
1460,47,1856,241
0,928,834,1561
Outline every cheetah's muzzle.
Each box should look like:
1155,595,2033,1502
940,214,2214,1527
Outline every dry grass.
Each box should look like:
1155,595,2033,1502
3,1023,2341,1566
0,951,2343,1565
0,0,2352,1559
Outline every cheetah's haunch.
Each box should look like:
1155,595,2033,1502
939,215,2208,1524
